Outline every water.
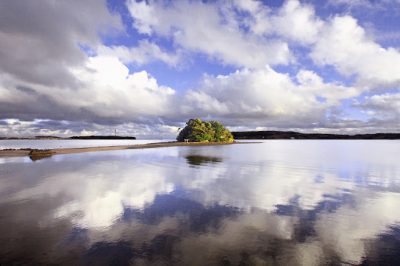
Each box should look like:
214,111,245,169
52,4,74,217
0,140,399,265
0,139,170,150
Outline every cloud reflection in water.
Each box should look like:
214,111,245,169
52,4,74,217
0,140,399,265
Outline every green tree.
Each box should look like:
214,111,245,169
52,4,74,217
177,118,234,142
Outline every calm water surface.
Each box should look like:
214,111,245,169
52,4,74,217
0,139,169,150
0,140,399,265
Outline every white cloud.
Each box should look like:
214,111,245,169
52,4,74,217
0,55,176,123
181,67,358,127
231,0,272,35
295,70,359,103
126,0,323,71
97,40,181,67
311,16,400,89
356,92,400,120
126,0,158,35
270,0,323,44
125,0,400,93
236,0,323,45
69,55,176,118
126,0,292,68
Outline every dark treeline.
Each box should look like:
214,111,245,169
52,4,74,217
232,131,400,140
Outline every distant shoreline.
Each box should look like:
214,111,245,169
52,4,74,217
232,131,400,140
0,141,241,160
0,131,400,140
0,135,136,140
1,131,399,140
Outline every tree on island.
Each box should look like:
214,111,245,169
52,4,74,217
177,118,234,142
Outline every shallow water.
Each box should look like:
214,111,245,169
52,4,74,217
0,140,399,265
0,139,169,150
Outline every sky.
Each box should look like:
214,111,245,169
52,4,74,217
0,0,399,138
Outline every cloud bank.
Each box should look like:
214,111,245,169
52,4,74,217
0,0,399,137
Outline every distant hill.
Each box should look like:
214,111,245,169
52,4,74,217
69,135,136,140
232,131,400,140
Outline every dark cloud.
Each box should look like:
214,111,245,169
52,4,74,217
0,88,84,121
0,0,121,88
15,86,37,95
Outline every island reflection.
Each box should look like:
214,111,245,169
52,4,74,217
0,141,400,265
185,154,223,166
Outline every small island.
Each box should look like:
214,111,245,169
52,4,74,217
177,118,234,143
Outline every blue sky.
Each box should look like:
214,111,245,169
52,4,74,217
0,0,399,138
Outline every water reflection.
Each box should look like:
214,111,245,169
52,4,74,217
185,154,223,167
29,152,53,161
0,140,399,265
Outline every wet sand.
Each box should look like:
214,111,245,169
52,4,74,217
0,141,244,160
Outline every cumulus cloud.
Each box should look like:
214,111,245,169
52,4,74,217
125,0,400,89
97,40,182,67
270,0,323,44
235,0,323,45
126,0,292,68
355,92,400,121
181,67,358,128
0,55,176,125
311,16,400,89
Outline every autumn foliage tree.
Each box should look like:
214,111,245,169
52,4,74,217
177,118,234,142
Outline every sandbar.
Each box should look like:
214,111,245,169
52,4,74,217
0,141,252,160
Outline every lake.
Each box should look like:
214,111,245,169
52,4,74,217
0,140,399,265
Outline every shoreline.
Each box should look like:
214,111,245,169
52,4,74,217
232,131,400,139
0,141,246,160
